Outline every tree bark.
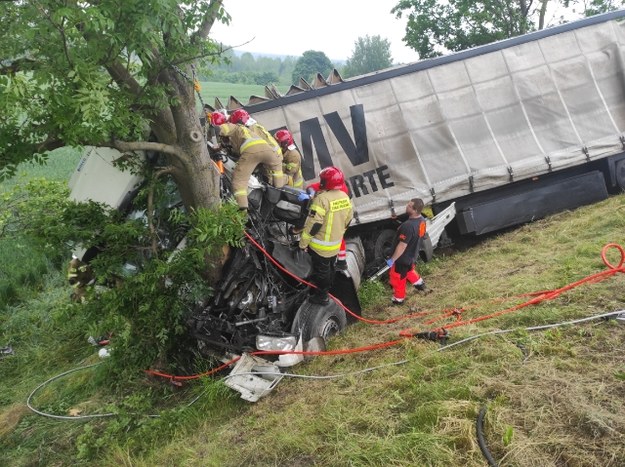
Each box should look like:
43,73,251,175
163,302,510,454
538,0,549,30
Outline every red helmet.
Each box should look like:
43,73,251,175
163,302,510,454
274,129,294,147
229,108,250,125
319,166,345,190
210,112,227,126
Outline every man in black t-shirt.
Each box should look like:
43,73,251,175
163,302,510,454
386,198,432,304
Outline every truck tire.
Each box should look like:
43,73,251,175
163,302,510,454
374,228,432,264
291,300,347,343
615,159,625,191
373,229,396,264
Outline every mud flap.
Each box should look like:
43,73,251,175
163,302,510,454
270,241,313,279
330,272,362,323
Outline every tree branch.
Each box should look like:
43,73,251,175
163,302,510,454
169,43,243,68
36,137,66,153
538,0,549,30
105,61,144,96
0,58,37,75
35,3,73,67
192,0,225,44
147,166,175,254
105,140,187,162
104,60,177,139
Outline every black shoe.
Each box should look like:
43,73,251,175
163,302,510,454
391,297,405,305
309,294,330,305
414,282,432,294
335,260,348,271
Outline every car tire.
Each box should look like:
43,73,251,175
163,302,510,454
291,300,347,343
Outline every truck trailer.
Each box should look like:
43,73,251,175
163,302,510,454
209,10,625,253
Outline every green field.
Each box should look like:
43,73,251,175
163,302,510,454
199,81,290,108
0,147,82,193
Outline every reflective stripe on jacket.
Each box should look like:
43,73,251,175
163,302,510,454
283,146,303,188
249,123,282,155
224,124,270,156
300,189,353,258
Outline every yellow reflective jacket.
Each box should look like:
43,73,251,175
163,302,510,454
219,123,270,156
248,123,282,155
283,146,303,188
300,189,353,258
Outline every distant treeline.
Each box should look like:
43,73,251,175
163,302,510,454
201,49,343,86
200,50,297,86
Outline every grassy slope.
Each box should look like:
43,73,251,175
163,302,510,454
1,155,625,465
138,194,625,467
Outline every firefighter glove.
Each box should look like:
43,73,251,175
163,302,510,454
297,192,310,202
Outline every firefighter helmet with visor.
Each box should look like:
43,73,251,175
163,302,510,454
274,129,294,147
210,112,227,127
229,108,250,125
319,166,345,190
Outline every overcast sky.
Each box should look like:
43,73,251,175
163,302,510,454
209,1,591,66
210,0,421,65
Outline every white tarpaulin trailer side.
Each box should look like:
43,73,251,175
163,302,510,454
238,12,625,227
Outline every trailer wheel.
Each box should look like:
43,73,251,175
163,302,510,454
291,300,347,342
374,228,432,264
373,229,396,264
615,159,625,191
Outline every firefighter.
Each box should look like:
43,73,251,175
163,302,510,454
229,109,282,156
299,176,350,270
67,256,95,303
386,198,431,305
210,111,228,127
217,122,285,210
299,166,353,305
274,129,304,189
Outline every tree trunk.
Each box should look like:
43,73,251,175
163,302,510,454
538,0,549,30
150,68,220,211
148,68,225,281
170,128,221,212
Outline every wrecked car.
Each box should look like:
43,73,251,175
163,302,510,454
67,147,365,355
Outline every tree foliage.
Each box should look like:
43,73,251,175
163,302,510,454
0,0,229,211
0,176,245,375
392,0,625,59
579,0,625,17
342,35,393,78
291,50,334,84
0,0,250,372
392,0,533,58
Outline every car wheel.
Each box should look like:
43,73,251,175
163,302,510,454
291,300,347,343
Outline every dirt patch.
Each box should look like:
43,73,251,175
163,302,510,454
0,403,29,439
